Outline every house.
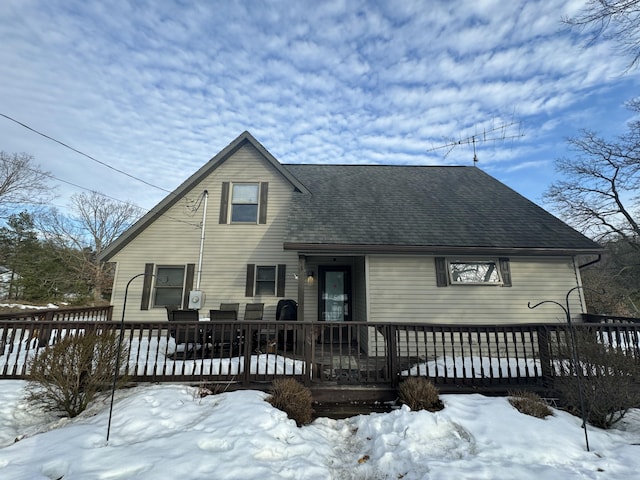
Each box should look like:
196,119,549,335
0,266,20,300
99,131,602,329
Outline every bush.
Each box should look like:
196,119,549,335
25,330,129,418
552,328,640,428
508,390,553,419
267,378,314,426
398,377,444,412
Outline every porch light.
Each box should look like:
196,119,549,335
306,271,315,285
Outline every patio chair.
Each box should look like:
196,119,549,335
245,303,277,353
165,305,181,321
220,303,240,317
168,309,201,359
209,308,242,354
244,303,264,321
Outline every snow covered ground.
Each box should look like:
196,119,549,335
0,381,639,479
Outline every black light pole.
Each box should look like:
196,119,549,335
106,272,152,443
528,285,590,451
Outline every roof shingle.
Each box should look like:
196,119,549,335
283,164,600,253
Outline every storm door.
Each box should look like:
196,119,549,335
319,266,352,323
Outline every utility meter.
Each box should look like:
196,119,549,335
188,290,204,309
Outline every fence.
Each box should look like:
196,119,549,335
2,311,638,390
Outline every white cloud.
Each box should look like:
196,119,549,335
0,0,638,214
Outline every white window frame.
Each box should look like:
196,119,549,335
230,183,260,223
447,259,503,285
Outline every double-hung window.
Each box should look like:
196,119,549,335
231,183,259,223
245,264,286,297
220,182,269,224
255,266,276,295
154,266,186,306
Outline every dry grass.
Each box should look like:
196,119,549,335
508,390,553,419
398,377,444,412
267,378,314,426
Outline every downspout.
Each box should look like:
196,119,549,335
196,190,208,290
577,253,601,319
578,254,601,270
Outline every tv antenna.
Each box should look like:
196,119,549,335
426,121,524,165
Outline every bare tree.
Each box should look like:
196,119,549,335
545,102,640,244
564,0,640,69
546,101,640,315
40,192,142,302
0,152,52,217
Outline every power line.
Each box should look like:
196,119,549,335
24,166,200,230
1,113,201,228
0,112,173,194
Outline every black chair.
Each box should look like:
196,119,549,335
168,309,201,359
244,303,264,320
165,305,180,321
210,309,238,321
209,309,242,354
245,303,277,353
220,303,240,318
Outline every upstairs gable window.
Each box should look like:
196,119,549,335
231,183,259,223
219,182,269,224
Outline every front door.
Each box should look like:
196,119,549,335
319,266,351,323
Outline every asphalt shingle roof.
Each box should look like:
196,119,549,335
283,164,600,253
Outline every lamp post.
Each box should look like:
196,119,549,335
106,272,152,443
528,285,590,451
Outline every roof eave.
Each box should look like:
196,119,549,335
283,242,603,256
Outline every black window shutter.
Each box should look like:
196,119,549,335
183,263,195,309
434,257,448,287
277,264,286,297
141,263,154,310
245,264,255,297
219,182,230,224
259,182,269,224
499,258,512,287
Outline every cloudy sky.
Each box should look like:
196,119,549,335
1,0,638,216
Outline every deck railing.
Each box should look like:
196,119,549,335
0,305,113,322
582,313,640,324
2,315,638,390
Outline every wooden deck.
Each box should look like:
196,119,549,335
1,307,639,400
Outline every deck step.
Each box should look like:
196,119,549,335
313,401,396,419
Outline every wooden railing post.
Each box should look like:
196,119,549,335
387,324,399,386
242,323,252,386
303,322,314,386
536,325,553,387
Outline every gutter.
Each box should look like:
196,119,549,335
578,254,601,270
